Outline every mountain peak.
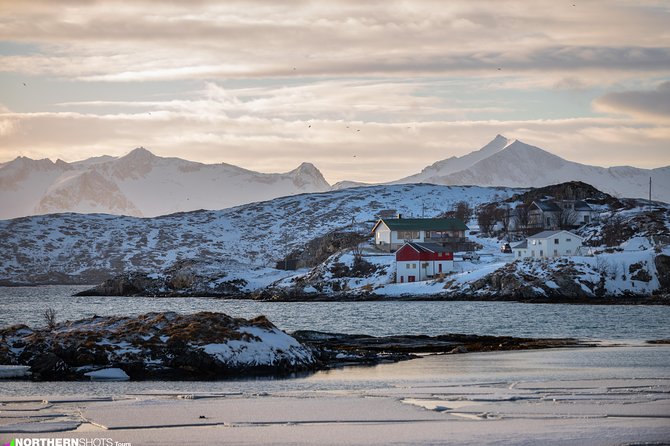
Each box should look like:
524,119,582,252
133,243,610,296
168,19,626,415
288,162,330,190
393,135,512,184
123,147,155,160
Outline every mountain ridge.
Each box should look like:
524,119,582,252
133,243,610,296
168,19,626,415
1,137,668,219
421,138,669,202
0,148,331,219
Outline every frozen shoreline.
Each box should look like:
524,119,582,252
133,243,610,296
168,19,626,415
2,346,668,445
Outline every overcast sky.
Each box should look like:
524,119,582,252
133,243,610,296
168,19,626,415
1,0,669,183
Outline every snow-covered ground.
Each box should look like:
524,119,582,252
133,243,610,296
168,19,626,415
0,183,516,286
274,201,670,299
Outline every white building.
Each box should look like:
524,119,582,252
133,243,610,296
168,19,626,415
371,217,468,252
527,200,598,230
511,230,583,259
395,242,454,283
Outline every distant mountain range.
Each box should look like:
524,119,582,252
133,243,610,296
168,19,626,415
1,136,668,219
391,135,669,203
0,148,330,219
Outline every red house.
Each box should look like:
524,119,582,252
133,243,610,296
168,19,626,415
396,242,454,283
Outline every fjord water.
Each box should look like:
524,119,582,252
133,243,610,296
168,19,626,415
1,286,669,341
1,286,669,398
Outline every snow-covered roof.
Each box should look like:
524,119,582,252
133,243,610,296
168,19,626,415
529,230,583,240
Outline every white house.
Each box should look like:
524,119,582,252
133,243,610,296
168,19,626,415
395,242,454,283
371,217,468,252
527,200,598,230
511,230,583,259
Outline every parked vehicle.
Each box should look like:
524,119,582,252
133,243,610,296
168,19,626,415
462,251,480,261
500,243,512,253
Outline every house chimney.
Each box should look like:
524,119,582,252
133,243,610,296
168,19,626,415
397,213,402,219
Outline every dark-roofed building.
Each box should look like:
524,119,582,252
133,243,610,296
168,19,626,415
371,217,469,252
395,242,454,283
527,199,598,231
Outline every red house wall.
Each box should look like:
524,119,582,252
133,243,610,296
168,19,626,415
395,245,454,261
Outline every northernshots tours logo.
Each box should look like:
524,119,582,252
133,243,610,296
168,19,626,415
4,440,130,446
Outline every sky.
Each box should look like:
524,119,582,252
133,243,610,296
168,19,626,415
0,0,669,184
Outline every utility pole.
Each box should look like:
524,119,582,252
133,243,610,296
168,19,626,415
649,177,652,210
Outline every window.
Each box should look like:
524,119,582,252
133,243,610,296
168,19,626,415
566,250,571,254
554,249,558,256
540,250,543,257
554,238,559,244
566,238,572,242
532,240,536,245
397,230,420,240
531,250,535,257
406,264,411,269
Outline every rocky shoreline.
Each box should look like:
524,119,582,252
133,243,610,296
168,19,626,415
67,252,670,305
0,311,592,381
72,279,670,305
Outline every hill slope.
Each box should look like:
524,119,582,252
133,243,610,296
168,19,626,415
0,184,514,285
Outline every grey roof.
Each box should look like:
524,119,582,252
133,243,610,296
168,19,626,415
532,200,561,212
529,230,583,240
574,200,593,211
512,240,527,249
406,242,453,253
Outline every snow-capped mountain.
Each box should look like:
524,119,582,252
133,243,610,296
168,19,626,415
396,136,670,203
0,148,331,219
0,184,514,285
393,134,513,184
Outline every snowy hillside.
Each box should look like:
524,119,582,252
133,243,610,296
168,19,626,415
273,202,670,300
393,136,670,203
0,184,514,285
0,148,331,219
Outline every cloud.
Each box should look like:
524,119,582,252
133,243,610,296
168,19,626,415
1,1,668,179
593,81,670,123
0,1,668,83
1,105,668,183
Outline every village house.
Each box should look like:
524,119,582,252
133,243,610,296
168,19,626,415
371,217,469,252
511,230,583,259
526,199,598,231
395,242,454,283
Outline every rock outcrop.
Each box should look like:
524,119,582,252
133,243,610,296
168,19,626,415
0,312,316,380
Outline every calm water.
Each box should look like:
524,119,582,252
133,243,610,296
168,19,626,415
1,286,669,397
2,346,668,396
1,285,669,341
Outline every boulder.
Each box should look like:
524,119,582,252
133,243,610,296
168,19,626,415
655,255,670,292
